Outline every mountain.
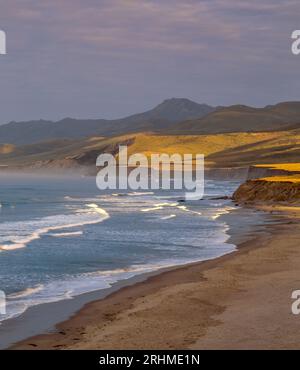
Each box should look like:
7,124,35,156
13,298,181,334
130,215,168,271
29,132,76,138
136,98,215,122
170,102,300,134
0,98,215,145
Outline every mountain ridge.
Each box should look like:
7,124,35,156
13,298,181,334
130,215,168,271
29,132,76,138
169,101,300,134
0,98,215,145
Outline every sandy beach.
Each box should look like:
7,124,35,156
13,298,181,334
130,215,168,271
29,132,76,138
7,204,300,350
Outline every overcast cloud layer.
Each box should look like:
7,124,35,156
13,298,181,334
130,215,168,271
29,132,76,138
0,0,299,123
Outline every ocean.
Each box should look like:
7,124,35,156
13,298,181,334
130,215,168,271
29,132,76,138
0,174,240,324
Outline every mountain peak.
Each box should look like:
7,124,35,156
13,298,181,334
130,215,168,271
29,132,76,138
151,98,215,122
161,97,194,104
159,97,209,107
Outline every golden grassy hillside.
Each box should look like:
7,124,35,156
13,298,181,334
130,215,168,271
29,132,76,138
0,144,15,154
1,130,300,172
127,132,280,160
127,131,300,169
206,129,300,167
254,163,300,183
256,163,300,172
261,175,300,183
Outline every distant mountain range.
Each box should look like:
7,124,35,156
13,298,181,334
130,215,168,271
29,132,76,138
1,98,300,172
0,98,215,145
169,102,300,134
1,98,300,147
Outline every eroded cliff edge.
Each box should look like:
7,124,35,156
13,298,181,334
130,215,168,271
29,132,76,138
233,180,300,203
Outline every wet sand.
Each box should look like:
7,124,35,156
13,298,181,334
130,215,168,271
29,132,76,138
9,204,300,350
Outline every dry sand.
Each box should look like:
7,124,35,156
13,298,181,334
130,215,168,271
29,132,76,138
12,205,300,350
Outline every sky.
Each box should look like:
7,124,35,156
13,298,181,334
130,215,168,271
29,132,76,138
0,0,299,123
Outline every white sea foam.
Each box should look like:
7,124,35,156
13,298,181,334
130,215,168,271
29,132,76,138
64,196,73,200
141,202,177,212
160,214,176,220
140,201,202,215
49,231,83,237
112,191,154,197
141,206,163,212
176,205,202,215
8,284,44,299
0,204,109,251
85,264,161,277
128,191,154,196
211,206,236,220
86,203,110,217
154,202,178,207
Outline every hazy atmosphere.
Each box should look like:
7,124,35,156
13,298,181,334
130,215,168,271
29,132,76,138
0,0,299,123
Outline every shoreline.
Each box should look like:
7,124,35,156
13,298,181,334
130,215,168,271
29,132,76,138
12,204,300,349
1,204,278,349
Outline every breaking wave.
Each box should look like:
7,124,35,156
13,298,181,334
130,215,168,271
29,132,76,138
0,204,109,251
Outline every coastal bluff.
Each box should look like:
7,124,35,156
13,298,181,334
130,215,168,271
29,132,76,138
233,179,300,203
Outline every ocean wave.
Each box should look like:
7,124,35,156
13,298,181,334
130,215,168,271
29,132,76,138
141,202,178,213
84,264,160,277
64,196,75,200
140,202,202,216
0,204,109,251
141,206,163,212
2,246,238,323
86,203,110,217
160,214,176,220
112,191,154,197
49,231,83,237
128,191,154,196
8,284,44,299
155,202,178,207
176,205,202,215
211,206,236,220
0,263,169,323
1,233,236,323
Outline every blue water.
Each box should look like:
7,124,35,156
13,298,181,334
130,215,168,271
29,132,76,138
0,174,239,322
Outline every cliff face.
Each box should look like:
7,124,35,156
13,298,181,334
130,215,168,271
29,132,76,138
233,180,300,203
246,166,299,180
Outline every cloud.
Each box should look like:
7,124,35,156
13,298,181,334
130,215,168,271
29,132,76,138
1,0,242,55
0,0,299,122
